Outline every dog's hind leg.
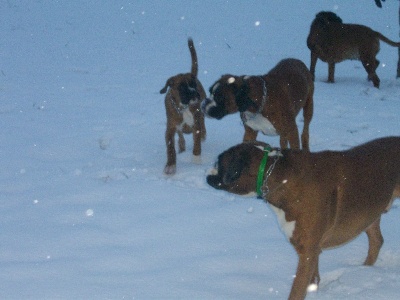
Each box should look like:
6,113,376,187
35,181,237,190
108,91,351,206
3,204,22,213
361,55,380,88
364,217,384,265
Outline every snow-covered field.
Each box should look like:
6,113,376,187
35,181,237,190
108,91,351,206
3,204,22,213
1,1,400,299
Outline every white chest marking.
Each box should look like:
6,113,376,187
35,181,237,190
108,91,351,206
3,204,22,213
270,205,295,240
176,108,194,130
243,111,277,136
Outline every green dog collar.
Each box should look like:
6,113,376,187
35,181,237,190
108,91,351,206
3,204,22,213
256,146,272,197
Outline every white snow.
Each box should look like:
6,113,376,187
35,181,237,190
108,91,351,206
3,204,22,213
1,0,400,299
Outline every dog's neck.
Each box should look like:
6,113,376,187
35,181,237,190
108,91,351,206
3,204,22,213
169,95,188,114
256,146,282,198
257,77,267,114
240,77,276,135
243,76,267,114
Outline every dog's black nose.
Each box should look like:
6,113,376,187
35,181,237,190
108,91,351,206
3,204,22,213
206,174,223,190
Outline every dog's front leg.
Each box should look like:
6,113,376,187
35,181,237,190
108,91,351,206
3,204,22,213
192,119,202,161
289,249,320,300
309,51,318,81
328,62,335,83
282,122,300,150
199,113,207,141
301,97,313,152
164,126,177,175
242,124,258,142
178,131,186,153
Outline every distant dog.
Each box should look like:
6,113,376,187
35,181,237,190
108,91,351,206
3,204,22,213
160,38,206,175
201,59,313,150
207,137,400,300
307,11,400,88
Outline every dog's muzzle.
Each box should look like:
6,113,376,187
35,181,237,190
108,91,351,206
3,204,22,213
201,98,215,115
201,97,226,120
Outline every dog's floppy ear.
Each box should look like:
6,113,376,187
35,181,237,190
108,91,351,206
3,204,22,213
160,77,173,94
235,80,254,112
222,151,250,184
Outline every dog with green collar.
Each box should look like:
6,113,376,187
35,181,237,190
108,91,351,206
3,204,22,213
207,137,400,300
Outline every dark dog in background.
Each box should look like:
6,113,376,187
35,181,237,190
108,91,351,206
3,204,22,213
201,59,313,151
207,137,400,300
160,38,206,175
307,11,400,88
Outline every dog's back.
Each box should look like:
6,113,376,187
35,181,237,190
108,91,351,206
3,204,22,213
267,136,400,247
265,59,313,99
307,11,400,63
277,137,400,194
264,59,314,127
306,11,400,87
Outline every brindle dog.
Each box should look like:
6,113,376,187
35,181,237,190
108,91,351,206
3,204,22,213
160,38,206,175
307,11,400,88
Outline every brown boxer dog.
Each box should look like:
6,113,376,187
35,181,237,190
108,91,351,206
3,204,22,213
160,38,206,175
201,58,314,151
207,137,400,300
307,11,400,88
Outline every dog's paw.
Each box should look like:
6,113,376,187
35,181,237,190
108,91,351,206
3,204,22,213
192,155,202,164
164,164,176,175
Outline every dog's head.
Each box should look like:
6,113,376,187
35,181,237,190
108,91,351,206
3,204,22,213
200,75,245,119
201,75,264,119
313,11,343,28
206,141,272,195
160,73,201,106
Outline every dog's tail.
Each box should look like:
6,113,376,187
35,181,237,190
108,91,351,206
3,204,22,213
376,31,400,47
188,38,198,77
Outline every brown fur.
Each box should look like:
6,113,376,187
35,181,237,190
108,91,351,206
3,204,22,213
307,11,400,88
201,59,314,150
160,38,206,175
207,137,400,299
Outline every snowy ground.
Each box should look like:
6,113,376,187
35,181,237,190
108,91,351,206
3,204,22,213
1,0,400,299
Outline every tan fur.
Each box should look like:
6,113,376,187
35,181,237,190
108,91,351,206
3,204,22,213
202,59,314,150
206,137,400,300
160,38,206,175
307,11,400,88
